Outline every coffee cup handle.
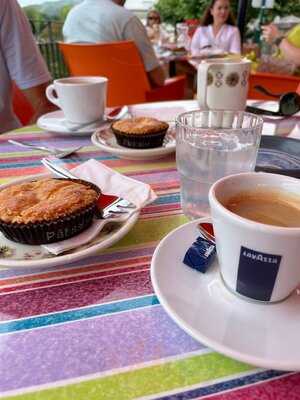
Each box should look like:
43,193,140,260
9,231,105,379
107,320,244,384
45,84,60,108
197,62,211,110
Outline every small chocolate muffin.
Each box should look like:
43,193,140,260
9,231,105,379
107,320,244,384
111,117,169,149
0,178,101,245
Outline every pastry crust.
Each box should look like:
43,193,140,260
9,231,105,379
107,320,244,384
112,117,168,135
0,178,99,224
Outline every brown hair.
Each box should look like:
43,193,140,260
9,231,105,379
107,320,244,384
146,9,161,26
201,0,236,26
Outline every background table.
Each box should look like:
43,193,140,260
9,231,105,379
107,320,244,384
0,100,299,399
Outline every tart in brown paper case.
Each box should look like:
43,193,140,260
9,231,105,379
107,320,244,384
0,178,101,245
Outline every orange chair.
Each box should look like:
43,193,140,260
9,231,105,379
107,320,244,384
12,83,35,126
59,41,186,107
248,72,300,100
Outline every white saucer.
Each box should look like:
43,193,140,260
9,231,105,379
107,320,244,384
37,110,108,136
151,218,300,371
91,127,176,160
0,174,139,269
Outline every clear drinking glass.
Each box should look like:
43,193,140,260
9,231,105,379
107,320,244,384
176,110,264,219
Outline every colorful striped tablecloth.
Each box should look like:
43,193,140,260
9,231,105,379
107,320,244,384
0,101,300,399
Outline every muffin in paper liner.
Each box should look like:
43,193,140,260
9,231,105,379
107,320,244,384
0,178,101,245
111,117,169,149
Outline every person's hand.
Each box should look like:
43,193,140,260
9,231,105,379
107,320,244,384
261,24,281,44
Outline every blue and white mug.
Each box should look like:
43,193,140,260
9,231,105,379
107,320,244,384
209,172,300,303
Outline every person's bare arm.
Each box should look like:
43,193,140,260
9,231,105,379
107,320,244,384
123,17,166,88
22,81,57,123
147,65,166,87
279,38,300,66
262,23,300,65
261,24,280,43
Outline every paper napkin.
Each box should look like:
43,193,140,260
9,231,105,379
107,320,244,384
43,159,157,255
129,106,187,122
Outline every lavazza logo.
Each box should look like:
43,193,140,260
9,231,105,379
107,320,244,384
241,247,281,265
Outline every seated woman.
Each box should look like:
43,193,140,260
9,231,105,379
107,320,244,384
190,0,241,56
262,23,300,66
145,9,168,45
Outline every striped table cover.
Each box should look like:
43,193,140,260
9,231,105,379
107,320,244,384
0,114,299,399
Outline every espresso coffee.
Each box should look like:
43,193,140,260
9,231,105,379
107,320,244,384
59,79,93,85
224,189,300,227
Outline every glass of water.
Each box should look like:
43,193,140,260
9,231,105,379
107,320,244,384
176,110,264,219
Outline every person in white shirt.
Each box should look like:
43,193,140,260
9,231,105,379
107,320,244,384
191,0,241,56
63,0,166,88
0,0,52,133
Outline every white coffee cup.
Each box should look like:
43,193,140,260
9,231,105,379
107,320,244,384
197,58,251,127
46,76,108,124
209,172,300,303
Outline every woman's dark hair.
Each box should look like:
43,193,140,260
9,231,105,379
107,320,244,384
200,0,236,26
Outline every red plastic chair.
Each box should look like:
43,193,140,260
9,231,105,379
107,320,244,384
248,72,300,100
59,41,186,107
12,83,35,126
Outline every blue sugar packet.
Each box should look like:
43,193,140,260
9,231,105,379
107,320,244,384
183,236,216,273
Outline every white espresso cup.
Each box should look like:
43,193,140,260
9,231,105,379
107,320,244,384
46,76,108,124
209,172,300,303
197,58,251,127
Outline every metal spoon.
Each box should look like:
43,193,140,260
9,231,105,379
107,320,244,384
246,85,300,117
66,106,129,132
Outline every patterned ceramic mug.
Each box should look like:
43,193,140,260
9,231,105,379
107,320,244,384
197,58,251,127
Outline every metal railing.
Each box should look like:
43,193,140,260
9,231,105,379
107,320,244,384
30,19,68,79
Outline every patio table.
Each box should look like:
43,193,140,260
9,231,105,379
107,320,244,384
0,100,299,399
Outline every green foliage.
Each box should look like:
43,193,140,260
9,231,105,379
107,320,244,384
59,5,73,21
272,0,300,18
155,0,188,25
155,0,300,28
23,0,79,22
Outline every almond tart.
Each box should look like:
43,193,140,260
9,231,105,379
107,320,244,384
0,178,101,245
111,117,169,149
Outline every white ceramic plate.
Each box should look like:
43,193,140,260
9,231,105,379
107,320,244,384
37,110,109,136
0,174,139,269
91,127,176,160
151,218,300,371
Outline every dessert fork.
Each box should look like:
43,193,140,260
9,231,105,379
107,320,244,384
8,139,82,158
41,158,136,219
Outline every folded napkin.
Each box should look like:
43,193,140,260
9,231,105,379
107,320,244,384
129,106,186,122
43,159,157,255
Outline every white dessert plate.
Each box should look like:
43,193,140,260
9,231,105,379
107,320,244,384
151,218,300,371
0,174,139,269
37,110,109,136
91,127,176,160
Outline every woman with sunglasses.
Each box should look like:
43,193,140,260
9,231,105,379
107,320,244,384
191,0,241,56
146,9,168,44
